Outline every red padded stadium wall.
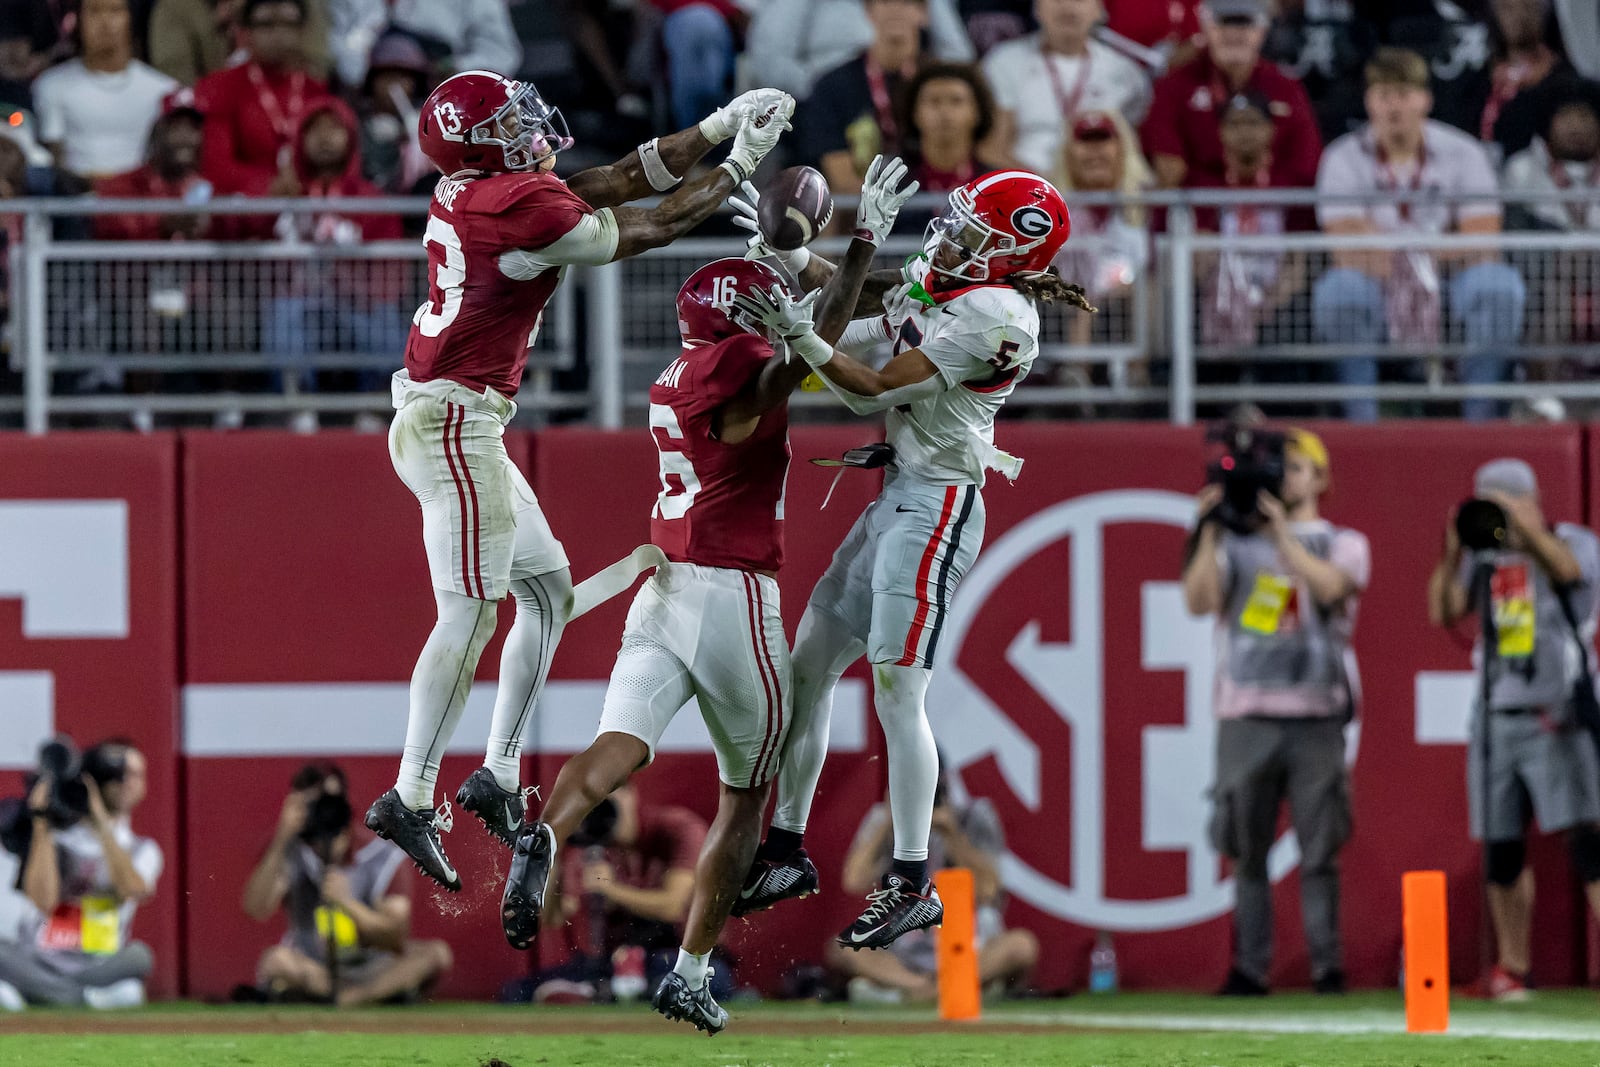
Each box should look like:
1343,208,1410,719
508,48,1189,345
0,435,181,996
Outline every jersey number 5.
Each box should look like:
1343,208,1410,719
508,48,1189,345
415,216,465,337
649,403,702,520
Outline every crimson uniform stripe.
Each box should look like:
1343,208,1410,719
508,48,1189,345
748,577,785,785
441,403,474,597
896,486,959,667
743,573,780,788
451,404,486,599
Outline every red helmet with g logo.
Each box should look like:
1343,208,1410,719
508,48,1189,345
418,70,574,177
676,258,788,346
923,170,1072,285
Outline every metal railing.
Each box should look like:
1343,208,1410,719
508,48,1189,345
3,189,1599,431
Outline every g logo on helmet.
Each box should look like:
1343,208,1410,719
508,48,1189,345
434,101,465,140
1011,205,1053,239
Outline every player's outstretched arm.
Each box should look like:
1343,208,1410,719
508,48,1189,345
567,88,792,209
714,230,884,442
606,97,794,260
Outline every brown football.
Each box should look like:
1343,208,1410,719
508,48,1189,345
756,166,834,251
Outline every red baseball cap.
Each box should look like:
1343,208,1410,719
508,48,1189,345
1072,111,1118,141
160,87,206,120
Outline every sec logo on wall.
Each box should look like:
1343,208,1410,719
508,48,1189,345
926,490,1360,933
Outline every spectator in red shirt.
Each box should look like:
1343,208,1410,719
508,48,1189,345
1140,0,1321,188
260,97,404,429
94,93,214,242
194,0,329,197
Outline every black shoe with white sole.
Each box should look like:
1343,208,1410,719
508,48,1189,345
455,766,528,849
363,789,461,892
731,848,819,917
835,873,942,950
502,821,556,950
651,971,728,1035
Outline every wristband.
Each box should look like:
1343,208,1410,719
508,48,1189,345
718,157,751,185
853,227,878,245
698,110,732,145
789,330,833,368
637,138,682,192
776,245,812,274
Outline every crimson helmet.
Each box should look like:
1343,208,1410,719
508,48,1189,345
922,170,1072,285
676,258,788,346
417,70,573,177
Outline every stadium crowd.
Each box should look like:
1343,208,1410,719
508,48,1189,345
1,0,1599,425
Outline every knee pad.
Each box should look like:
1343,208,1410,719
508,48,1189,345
1485,839,1526,888
1569,826,1600,884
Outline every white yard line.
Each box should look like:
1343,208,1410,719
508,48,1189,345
989,1009,1600,1043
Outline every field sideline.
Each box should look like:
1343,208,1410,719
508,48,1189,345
3,991,1599,1066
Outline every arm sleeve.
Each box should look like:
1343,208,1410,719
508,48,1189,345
926,0,976,61
499,206,620,269
456,0,523,76
837,314,893,355
1315,141,1367,229
1138,71,1186,163
132,839,163,889
1331,529,1372,592
1454,142,1504,224
32,73,64,144
818,360,948,414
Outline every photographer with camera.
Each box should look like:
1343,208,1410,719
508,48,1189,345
242,763,451,1006
1183,426,1370,996
0,738,160,1009
1426,459,1600,1001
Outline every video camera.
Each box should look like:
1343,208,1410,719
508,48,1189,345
0,735,129,858
1204,420,1286,534
290,763,352,848
1455,498,1510,554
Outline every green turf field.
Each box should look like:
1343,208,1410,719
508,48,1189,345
4,991,1598,1067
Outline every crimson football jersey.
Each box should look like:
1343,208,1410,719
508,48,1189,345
648,333,789,573
405,171,599,398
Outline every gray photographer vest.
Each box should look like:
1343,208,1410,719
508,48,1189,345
1219,523,1357,714
1464,523,1600,712
282,838,405,963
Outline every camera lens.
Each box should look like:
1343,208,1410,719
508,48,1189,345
1455,498,1509,553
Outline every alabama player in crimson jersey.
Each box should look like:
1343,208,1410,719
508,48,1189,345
731,171,1095,950
365,68,796,893
494,160,919,1034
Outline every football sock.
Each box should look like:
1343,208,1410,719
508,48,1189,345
872,662,937,869
891,858,929,888
485,569,573,792
772,605,866,834
759,827,804,861
396,589,498,809
673,948,711,991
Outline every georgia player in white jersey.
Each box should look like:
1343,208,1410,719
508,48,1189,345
364,68,795,893
730,170,1094,948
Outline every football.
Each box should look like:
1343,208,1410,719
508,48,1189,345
756,166,834,252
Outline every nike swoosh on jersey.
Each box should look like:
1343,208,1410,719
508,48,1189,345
895,505,916,513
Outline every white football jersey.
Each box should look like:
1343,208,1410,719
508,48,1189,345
848,285,1039,486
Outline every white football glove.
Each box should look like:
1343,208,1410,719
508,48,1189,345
730,285,831,366
718,95,795,184
699,87,793,145
729,180,812,274
853,154,919,246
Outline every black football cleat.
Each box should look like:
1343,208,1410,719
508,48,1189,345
502,821,556,950
731,848,819,917
455,766,528,849
652,971,728,1035
835,873,942,950
364,789,461,892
